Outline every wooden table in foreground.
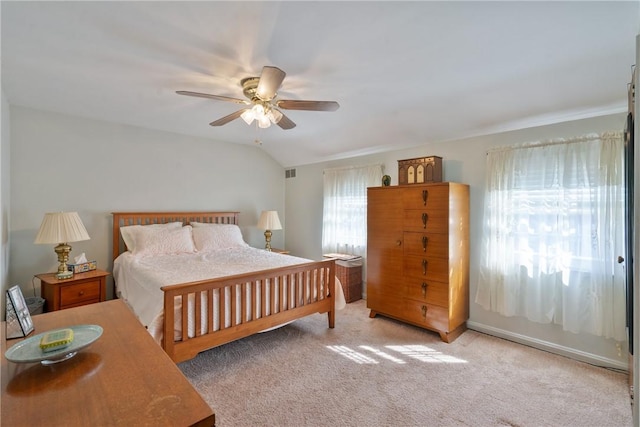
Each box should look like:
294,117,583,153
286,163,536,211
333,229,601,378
1,299,215,427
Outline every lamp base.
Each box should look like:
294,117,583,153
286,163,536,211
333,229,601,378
56,270,74,280
264,229,273,251
54,243,74,280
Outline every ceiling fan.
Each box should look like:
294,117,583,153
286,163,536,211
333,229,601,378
177,66,340,130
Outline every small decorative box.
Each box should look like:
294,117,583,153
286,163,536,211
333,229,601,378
40,328,74,352
68,260,97,274
398,156,443,185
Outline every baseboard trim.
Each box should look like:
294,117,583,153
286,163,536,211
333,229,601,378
467,321,628,371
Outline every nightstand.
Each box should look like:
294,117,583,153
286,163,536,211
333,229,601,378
270,248,290,255
36,269,109,312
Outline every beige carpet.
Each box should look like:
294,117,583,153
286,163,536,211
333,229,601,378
179,300,632,427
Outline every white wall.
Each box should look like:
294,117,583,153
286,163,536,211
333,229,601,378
1,91,10,315
286,113,628,368
9,106,285,299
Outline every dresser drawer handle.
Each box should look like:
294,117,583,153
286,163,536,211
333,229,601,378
78,290,85,296
396,240,402,246
421,213,428,228
421,305,428,318
422,190,428,206
422,236,428,251
421,282,427,297
422,259,427,275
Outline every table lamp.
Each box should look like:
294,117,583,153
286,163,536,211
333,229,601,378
34,212,90,279
257,210,282,251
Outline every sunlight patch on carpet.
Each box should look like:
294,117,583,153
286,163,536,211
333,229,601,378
327,345,379,364
359,345,406,364
386,345,468,363
326,344,467,364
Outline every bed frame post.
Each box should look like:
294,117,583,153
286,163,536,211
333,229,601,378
163,288,175,361
328,261,336,328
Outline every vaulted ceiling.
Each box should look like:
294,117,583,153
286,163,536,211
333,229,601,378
2,1,638,167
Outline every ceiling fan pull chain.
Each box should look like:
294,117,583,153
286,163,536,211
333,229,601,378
254,121,262,145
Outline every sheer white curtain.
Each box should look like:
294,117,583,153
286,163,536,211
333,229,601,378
322,164,383,257
476,132,627,341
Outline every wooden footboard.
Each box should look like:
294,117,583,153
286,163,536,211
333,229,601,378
161,260,335,363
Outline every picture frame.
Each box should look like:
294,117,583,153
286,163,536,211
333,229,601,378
6,285,34,339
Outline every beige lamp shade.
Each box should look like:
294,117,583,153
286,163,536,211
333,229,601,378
34,212,91,244
257,211,282,231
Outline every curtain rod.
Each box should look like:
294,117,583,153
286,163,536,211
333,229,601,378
486,131,623,155
323,163,383,174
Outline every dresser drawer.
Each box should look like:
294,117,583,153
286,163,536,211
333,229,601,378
402,185,449,210
59,280,101,308
403,255,449,283
403,232,448,258
403,300,449,332
405,279,449,307
403,209,449,233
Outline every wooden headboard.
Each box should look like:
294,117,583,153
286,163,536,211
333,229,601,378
112,211,239,261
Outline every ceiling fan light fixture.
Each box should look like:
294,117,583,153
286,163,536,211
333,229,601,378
241,104,273,128
268,109,283,124
258,115,271,128
241,109,255,125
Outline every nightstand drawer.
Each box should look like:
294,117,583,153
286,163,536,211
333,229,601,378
60,281,101,308
37,269,109,312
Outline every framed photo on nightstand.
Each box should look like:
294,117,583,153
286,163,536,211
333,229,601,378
6,285,34,339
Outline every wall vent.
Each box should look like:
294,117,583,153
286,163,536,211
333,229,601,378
285,168,296,179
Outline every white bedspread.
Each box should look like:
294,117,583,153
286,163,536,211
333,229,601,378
114,247,346,339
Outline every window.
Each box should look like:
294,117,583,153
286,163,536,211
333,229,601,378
322,164,382,257
476,132,627,340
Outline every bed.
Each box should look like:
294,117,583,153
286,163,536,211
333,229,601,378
112,211,342,363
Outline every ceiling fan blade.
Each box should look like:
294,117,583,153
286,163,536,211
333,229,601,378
256,66,286,101
276,113,296,130
209,109,247,126
176,91,249,105
276,100,340,112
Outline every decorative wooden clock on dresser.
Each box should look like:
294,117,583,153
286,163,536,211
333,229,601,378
366,182,470,343
36,269,109,312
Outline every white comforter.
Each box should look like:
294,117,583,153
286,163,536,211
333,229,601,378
114,247,346,340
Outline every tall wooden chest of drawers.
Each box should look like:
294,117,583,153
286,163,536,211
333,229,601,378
366,182,469,342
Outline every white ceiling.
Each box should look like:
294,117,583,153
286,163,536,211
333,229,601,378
2,1,638,167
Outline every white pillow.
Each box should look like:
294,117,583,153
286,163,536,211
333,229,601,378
190,223,248,252
131,225,195,257
120,222,183,252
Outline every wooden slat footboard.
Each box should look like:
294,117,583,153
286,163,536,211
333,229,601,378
161,260,336,363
